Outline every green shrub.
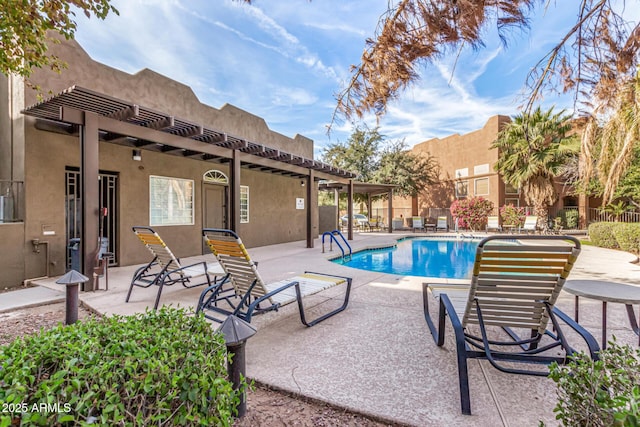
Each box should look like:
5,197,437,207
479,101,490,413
500,205,526,227
565,209,579,229
612,223,640,254
589,222,620,249
0,307,241,426
549,340,640,427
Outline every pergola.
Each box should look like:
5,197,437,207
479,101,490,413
318,181,396,240
22,86,357,288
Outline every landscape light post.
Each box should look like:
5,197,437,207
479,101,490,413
55,270,89,325
219,315,257,417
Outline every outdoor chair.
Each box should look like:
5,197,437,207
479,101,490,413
197,228,352,326
436,216,449,232
519,215,538,234
423,235,599,415
412,216,425,232
127,226,226,310
485,216,502,233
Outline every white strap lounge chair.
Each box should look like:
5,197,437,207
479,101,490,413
423,235,599,415
486,216,502,233
519,215,538,234
412,216,425,232
197,228,352,326
436,216,448,232
126,226,226,310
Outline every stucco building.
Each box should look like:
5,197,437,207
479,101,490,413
375,115,590,229
0,38,355,290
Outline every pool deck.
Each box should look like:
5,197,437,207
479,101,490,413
5,231,640,426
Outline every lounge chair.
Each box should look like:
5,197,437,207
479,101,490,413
412,216,425,232
197,228,352,326
519,215,538,234
485,216,501,233
126,226,226,310
436,216,448,232
423,235,599,415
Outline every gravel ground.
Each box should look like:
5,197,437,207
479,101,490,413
0,302,393,426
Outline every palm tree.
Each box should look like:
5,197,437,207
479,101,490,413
492,107,579,230
581,74,640,206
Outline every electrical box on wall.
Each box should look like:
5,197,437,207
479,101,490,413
42,224,56,236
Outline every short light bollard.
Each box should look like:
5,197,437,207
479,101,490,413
219,315,257,418
55,270,89,325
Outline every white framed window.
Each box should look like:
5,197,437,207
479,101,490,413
474,178,489,196
474,163,489,175
240,185,249,223
455,180,469,198
149,175,194,226
505,198,520,207
505,182,520,194
455,168,469,178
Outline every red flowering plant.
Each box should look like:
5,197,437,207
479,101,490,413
499,204,526,228
450,197,494,231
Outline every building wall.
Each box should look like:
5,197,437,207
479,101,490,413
2,38,320,286
412,115,514,212
26,37,314,159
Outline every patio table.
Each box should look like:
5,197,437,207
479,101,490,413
564,280,640,349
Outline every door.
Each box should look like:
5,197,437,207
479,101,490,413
65,167,119,270
203,183,227,253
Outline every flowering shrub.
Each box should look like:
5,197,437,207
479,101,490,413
500,205,526,227
450,197,494,231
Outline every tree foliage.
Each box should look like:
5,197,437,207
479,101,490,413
321,126,438,198
0,0,118,80
581,74,640,206
492,106,579,228
333,1,640,127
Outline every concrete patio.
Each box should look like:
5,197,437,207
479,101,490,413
5,231,640,426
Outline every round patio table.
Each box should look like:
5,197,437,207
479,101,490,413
564,280,640,349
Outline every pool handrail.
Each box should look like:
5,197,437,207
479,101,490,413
322,230,352,260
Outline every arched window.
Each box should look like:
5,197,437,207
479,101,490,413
203,170,228,184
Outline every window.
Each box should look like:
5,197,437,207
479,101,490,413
149,176,194,226
505,182,520,194
474,163,489,175
203,170,228,184
505,198,520,207
240,185,249,223
455,180,469,198
475,178,489,195
455,168,469,178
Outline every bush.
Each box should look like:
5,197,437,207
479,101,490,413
549,340,640,427
0,307,241,426
612,223,640,254
499,205,525,227
589,222,640,254
589,222,620,249
564,209,579,229
450,197,494,231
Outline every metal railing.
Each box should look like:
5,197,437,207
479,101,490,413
588,208,640,224
0,180,24,222
321,230,352,260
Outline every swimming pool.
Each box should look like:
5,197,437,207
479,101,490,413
332,238,479,279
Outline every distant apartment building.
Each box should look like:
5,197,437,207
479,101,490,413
374,115,592,228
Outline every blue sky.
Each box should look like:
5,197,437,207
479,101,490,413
72,0,640,157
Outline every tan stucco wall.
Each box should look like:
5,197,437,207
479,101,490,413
3,37,320,282
409,115,517,211
20,123,312,279
27,37,314,158
0,223,26,288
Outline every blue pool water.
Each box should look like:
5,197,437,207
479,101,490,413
332,238,479,279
